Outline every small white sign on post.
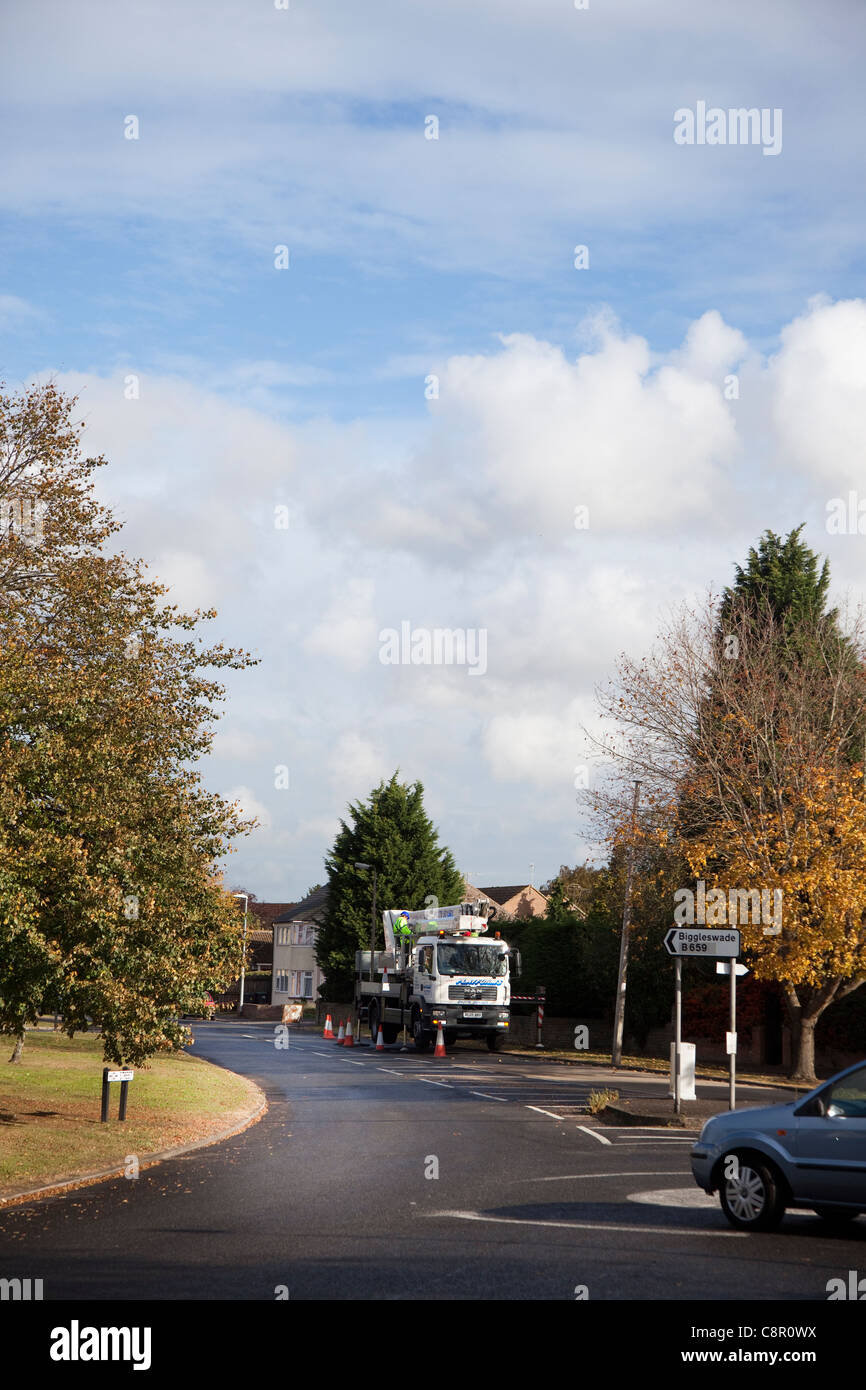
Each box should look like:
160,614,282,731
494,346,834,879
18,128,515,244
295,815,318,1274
106,1069,134,1082
726,1032,737,1055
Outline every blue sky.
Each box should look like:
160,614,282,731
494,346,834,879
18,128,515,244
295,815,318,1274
2,0,866,900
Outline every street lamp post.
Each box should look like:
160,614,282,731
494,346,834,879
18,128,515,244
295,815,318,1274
233,893,249,1015
353,863,378,1018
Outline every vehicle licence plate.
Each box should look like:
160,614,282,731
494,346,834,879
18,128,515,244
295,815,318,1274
462,1010,482,1018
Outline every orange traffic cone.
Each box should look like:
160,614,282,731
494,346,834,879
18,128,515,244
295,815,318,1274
323,1014,334,1040
376,1023,385,1050
344,1017,354,1048
336,1019,345,1045
433,1022,447,1057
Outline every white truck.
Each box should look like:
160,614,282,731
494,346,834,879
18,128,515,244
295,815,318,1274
354,901,518,1052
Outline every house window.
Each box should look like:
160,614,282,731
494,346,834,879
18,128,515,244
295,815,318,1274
302,971,313,998
274,972,289,994
276,925,290,947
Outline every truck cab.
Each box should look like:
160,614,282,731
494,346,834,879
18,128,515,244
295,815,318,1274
408,930,512,1051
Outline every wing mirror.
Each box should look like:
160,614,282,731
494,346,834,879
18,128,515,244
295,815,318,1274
795,1093,826,1117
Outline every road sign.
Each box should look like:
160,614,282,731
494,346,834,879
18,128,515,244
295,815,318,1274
101,1068,134,1122
664,927,740,958
716,961,749,976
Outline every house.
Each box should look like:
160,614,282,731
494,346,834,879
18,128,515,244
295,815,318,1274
271,886,329,1004
464,883,549,920
245,901,298,972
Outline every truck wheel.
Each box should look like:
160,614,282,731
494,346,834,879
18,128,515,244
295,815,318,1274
383,1024,399,1045
487,1032,505,1052
368,1000,379,1041
412,1011,431,1052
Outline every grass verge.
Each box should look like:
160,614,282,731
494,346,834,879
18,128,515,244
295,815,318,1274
0,1028,262,1199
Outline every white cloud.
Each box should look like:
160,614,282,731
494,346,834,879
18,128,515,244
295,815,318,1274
31,298,866,896
427,321,741,536
0,293,45,329
482,698,599,788
304,578,378,672
223,785,272,831
769,298,866,486
327,731,388,795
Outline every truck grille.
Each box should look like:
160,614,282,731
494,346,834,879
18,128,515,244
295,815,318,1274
448,985,497,1001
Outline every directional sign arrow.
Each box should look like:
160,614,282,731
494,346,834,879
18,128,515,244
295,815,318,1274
664,927,741,958
716,961,749,976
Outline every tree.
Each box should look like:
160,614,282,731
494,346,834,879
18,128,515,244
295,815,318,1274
593,544,866,1081
541,863,600,917
0,382,256,1064
720,524,835,630
316,773,464,999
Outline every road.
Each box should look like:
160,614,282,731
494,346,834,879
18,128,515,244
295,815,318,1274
1,1022,863,1300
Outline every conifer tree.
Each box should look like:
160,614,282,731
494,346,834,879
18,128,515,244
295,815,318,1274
316,774,464,999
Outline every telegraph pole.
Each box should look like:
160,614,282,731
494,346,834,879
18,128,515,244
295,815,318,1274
611,780,641,1068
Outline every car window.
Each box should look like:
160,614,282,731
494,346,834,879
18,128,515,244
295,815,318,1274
826,1066,866,1118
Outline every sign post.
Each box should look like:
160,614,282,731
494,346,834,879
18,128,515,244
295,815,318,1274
716,960,749,1111
665,929,741,1116
674,957,682,1116
730,962,736,1112
101,1068,134,1122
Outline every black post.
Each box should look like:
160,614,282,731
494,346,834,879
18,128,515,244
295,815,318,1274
100,1068,110,1122
118,1079,129,1121
729,962,737,1111
674,957,682,1117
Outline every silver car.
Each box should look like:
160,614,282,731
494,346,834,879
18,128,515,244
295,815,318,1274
691,1059,866,1231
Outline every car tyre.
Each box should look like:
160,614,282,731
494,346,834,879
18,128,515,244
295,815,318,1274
719,1154,786,1231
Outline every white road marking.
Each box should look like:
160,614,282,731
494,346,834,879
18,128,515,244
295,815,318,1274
628,1188,718,1208
312,1050,330,1056
348,1061,365,1066
521,1172,684,1182
576,1125,612,1146
605,1126,701,1134
424,1210,744,1238
526,1105,566,1120
418,1078,453,1088
470,1091,508,1102
378,1067,405,1075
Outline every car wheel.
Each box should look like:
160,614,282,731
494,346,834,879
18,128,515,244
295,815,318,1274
719,1154,786,1231
813,1205,861,1226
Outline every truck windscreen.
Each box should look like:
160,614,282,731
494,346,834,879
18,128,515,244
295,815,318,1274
436,944,508,977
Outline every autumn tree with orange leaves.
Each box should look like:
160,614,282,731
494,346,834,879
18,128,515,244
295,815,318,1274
0,382,256,1065
593,532,866,1081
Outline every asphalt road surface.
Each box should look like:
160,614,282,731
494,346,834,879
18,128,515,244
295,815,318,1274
1,1022,863,1300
